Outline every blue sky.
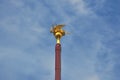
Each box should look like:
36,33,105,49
0,0,120,80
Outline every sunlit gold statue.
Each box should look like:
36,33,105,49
50,24,67,43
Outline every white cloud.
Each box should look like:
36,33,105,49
0,45,54,80
10,0,25,7
86,75,100,80
93,0,106,9
67,0,94,15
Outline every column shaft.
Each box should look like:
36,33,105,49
55,43,61,80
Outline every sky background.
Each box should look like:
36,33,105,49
0,0,120,80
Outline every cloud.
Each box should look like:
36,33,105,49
67,0,94,15
0,44,54,80
86,75,100,80
0,0,54,80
